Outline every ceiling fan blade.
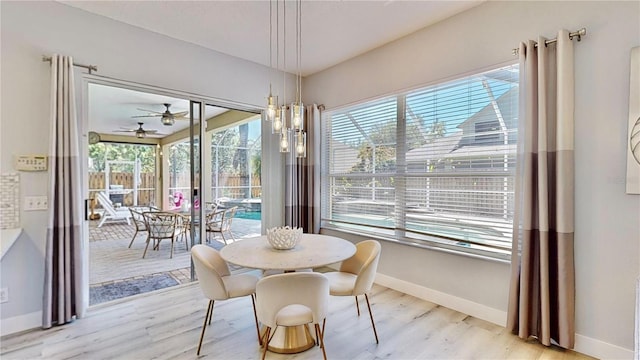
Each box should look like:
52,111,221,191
136,108,164,114
173,111,189,117
144,129,159,134
132,114,160,118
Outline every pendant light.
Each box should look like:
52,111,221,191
291,0,306,158
263,0,278,123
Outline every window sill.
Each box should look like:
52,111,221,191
321,224,511,265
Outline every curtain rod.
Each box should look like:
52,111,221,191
42,55,98,74
512,28,587,56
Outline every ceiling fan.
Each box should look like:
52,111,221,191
133,103,189,126
115,122,163,139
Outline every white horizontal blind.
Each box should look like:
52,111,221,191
322,65,519,259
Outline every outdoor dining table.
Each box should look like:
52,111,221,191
220,233,356,353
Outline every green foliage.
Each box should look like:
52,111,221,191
350,118,446,173
89,143,156,172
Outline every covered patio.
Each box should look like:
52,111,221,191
88,216,261,305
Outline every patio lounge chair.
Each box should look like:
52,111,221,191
96,192,132,228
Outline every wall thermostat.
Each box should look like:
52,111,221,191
15,155,48,172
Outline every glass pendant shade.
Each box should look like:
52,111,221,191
290,102,304,131
136,131,145,139
272,107,283,134
265,94,278,121
295,130,307,158
279,129,290,153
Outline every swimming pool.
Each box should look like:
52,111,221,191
235,211,262,220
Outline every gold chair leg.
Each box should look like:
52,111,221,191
251,294,262,345
261,327,271,360
315,323,327,360
355,295,360,316
197,300,214,356
364,293,379,344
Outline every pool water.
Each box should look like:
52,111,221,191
235,211,262,220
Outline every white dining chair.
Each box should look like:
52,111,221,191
323,239,381,344
191,244,261,356
256,272,329,360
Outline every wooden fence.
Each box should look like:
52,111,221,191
89,172,262,207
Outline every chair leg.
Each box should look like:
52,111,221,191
197,300,214,356
142,236,152,258
170,238,174,259
97,215,108,228
128,230,138,248
364,293,379,344
220,232,228,245
207,299,215,325
251,294,262,345
315,323,327,360
261,327,271,360
355,295,360,316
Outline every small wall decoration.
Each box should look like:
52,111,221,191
0,173,20,229
627,46,640,194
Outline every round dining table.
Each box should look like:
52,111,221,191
220,233,356,271
220,233,356,354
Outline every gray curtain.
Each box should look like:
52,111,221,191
284,104,321,233
507,30,575,349
43,55,86,328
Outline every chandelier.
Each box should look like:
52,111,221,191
263,0,306,158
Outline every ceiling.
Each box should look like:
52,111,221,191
77,1,484,140
60,0,483,76
88,83,229,139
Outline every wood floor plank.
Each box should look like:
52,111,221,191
1,282,595,360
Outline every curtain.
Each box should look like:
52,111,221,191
284,104,321,233
507,30,576,349
43,55,86,328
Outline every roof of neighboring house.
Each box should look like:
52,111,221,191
406,131,463,163
457,87,518,129
330,139,361,173
445,143,517,159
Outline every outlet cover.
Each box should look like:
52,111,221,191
0,288,8,303
24,196,48,211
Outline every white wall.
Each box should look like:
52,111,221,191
0,0,292,334
306,1,640,358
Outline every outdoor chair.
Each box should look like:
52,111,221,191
96,192,132,228
128,206,159,248
204,208,225,244
141,211,182,259
206,206,238,244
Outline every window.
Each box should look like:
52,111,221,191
322,65,519,260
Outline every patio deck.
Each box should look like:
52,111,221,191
89,216,262,290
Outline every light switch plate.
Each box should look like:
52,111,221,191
24,196,48,211
15,155,48,172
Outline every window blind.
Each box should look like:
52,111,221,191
322,64,519,259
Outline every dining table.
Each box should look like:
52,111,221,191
220,233,356,354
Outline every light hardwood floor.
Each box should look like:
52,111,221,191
1,280,594,360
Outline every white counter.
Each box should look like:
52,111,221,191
1,228,22,260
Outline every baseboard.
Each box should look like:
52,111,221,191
0,311,41,337
574,334,634,360
374,273,635,359
374,272,507,326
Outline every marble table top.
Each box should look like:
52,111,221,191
220,234,356,271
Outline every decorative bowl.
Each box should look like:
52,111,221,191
267,226,302,250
